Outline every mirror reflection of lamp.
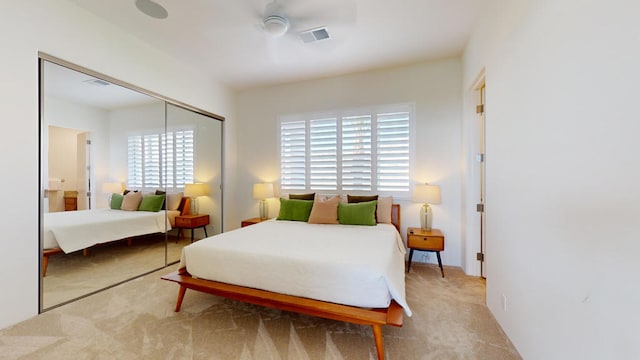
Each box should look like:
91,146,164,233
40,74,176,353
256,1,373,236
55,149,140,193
102,182,124,205
413,183,441,231
184,183,210,215
253,183,274,219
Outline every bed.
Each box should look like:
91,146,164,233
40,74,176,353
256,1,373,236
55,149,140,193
162,203,409,360
42,197,190,276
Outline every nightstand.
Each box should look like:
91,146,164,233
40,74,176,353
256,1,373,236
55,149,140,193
241,217,270,227
175,214,210,243
407,227,445,277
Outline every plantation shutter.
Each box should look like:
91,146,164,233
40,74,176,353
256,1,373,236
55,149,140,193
162,132,174,188
143,134,161,189
127,135,143,189
279,104,413,196
341,115,372,191
174,130,194,187
376,111,410,193
127,129,195,191
309,117,337,191
280,120,306,190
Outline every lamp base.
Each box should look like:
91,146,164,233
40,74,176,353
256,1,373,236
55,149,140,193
259,199,269,219
420,204,433,231
191,197,199,215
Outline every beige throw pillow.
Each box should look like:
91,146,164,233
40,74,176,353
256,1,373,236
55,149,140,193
166,192,183,211
308,196,340,224
376,196,393,224
120,191,143,211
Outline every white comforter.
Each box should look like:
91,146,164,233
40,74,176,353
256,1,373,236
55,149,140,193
180,220,412,316
44,209,170,253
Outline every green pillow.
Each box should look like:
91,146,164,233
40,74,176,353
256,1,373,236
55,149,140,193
138,194,165,212
155,189,167,210
110,193,124,209
277,198,314,222
338,200,377,226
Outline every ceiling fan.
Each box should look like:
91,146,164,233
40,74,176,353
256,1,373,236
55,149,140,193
254,0,356,44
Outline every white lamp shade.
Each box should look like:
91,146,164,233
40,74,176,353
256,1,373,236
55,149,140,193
184,183,210,197
253,183,274,200
413,184,441,204
102,182,124,194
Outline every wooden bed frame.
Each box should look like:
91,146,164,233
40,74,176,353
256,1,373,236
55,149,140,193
162,204,403,360
43,197,191,277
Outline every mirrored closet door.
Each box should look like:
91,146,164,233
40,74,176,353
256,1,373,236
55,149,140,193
39,55,224,310
165,104,223,264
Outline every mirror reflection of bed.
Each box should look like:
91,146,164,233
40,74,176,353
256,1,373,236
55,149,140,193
40,58,223,310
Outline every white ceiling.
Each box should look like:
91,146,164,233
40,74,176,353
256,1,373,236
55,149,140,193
44,61,160,110
67,0,481,91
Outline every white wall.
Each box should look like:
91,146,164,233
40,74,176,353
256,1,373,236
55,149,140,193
463,0,640,358
235,59,464,267
45,96,111,209
0,0,232,329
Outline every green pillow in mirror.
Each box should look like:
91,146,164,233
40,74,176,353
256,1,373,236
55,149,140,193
110,193,124,209
138,194,165,212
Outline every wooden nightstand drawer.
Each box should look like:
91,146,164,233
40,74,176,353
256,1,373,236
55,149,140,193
176,214,209,228
408,235,443,251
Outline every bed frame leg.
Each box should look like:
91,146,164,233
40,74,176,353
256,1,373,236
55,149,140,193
42,254,49,277
372,324,385,360
175,285,187,312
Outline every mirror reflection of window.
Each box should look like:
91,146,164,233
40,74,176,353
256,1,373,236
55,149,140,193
126,128,195,191
40,57,223,311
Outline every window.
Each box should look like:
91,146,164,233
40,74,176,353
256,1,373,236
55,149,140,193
127,129,194,191
280,104,413,197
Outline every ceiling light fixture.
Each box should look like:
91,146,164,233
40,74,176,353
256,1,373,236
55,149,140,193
263,15,289,37
135,0,168,19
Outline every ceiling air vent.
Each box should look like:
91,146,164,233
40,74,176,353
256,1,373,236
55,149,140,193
299,27,330,43
83,78,111,86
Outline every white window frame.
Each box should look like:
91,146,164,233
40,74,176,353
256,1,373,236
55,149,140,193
278,103,415,199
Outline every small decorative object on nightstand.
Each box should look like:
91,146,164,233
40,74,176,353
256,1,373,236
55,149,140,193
407,227,445,277
241,217,270,227
175,214,210,243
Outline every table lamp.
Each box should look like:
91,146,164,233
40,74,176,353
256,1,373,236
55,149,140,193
413,183,441,231
102,182,124,204
253,183,274,219
184,183,210,215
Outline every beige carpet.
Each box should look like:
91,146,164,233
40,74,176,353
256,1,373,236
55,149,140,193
43,232,190,309
1,263,521,359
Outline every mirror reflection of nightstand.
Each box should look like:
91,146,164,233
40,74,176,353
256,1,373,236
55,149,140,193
175,214,210,242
